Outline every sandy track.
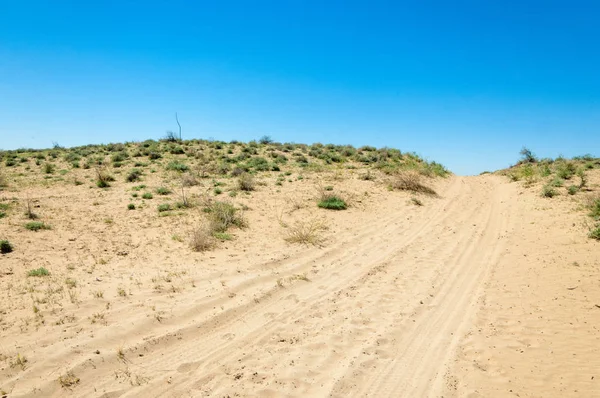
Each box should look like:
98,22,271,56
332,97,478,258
4,175,520,397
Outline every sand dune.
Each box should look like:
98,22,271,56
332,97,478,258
1,170,599,397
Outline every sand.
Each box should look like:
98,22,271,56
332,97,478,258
1,169,599,397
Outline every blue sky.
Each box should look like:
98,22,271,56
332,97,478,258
1,1,598,175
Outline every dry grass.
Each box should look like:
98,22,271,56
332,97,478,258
58,371,80,388
284,218,328,246
390,171,438,196
190,225,215,252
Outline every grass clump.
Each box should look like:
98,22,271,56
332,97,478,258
58,371,80,388
127,203,135,210
238,173,256,191
284,218,327,245
190,226,215,252
28,267,50,277
390,171,437,196
157,203,172,212
126,169,142,182
589,226,600,240
567,185,579,195
318,195,347,210
588,198,600,220
166,161,189,172
156,186,172,195
0,240,13,254
206,201,247,233
25,221,51,231
96,169,115,188
142,192,153,199
541,185,558,198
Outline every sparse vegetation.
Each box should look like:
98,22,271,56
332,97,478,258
25,221,51,231
28,267,50,277
284,218,327,245
318,194,347,210
541,185,558,198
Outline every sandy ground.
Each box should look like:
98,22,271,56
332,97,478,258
1,170,599,397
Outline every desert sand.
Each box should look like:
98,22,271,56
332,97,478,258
1,155,599,397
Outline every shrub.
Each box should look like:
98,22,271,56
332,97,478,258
284,219,327,245
556,162,576,180
28,267,49,277
156,187,171,195
549,178,564,187
206,201,247,233
0,240,13,254
142,192,153,199
43,163,55,174
541,185,557,198
567,185,579,195
390,171,437,196
589,226,600,240
238,174,255,191
519,147,537,163
157,203,171,212
96,169,115,188
126,169,142,182
318,195,347,210
25,221,51,231
166,161,189,172
190,226,215,252
127,203,135,210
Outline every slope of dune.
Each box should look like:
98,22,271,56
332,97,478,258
1,143,599,397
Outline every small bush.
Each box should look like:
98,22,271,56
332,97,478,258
390,171,437,196
43,163,55,174
166,161,189,172
156,187,171,195
157,203,171,212
541,185,557,198
28,267,50,277
206,201,247,233
589,226,600,240
96,169,115,188
127,203,135,210
126,169,142,182
0,240,13,254
318,195,347,210
25,221,51,231
142,192,153,199
567,185,579,195
190,226,215,252
238,174,255,191
284,219,327,245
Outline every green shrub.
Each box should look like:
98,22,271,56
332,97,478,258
166,161,189,172
127,203,135,210
206,201,247,233
541,185,557,198
25,221,51,231
142,192,153,199
318,195,347,210
567,185,579,195
156,187,171,195
157,203,171,212
589,226,600,240
43,163,55,174
549,178,564,187
28,267,49,277
238,174,255,191
556,162,576,180
0,240,13,254
126,169,142,182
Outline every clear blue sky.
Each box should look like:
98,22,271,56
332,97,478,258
1,1,598,175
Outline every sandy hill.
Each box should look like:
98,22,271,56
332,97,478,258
0,141,598,397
